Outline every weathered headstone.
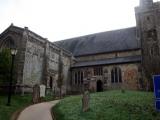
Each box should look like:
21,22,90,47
40,84,46,97
82,91,90,112
32,84,40,104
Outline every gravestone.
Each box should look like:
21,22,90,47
32,84,40,104
40,84,46,97
82,91,90,112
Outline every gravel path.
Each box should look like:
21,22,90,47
17,100,60,120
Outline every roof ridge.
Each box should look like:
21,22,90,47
54,26,140,56
54,26,136,42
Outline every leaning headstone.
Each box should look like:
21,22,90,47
82,91,90,112
40,84,46,97
32,84,40,104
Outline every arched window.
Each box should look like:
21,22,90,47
78,71,81,84
118,68,122,83
81,72,83,84
111,67,122,83
111,69,115,83
147,29,157,41
75,72,78,84
150,45,159,56
104,69,108,84
74,71,83,85
115,68,118,83
94,67,103,76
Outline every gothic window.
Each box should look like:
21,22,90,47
94,68,96,75
111,69,115,83
111,67,122,83
104,69,108,84
147,16,150,21
115,68,118,83
81,72,83,84
119,68,122,83
147,29,157,41
94,67,103,76
150,45,159,56
75,72,78,84
74,71,83,85
84,70,88,78
104,69,108,74
78,71,81,84
143,15,154,31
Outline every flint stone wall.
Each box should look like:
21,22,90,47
71,63,140,93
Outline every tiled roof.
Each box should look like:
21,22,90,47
54,27,140,56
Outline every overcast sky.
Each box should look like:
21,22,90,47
0,0,159,41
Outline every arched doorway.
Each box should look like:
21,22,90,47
97,80,103,92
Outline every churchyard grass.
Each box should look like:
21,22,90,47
53,90,160,120
0,95,31,120
0,94,55,120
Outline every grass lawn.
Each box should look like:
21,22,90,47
53,90,160,120
0,94,54,120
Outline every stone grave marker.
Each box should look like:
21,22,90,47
32,84,40,104
40,84,46,97
82,91,90,112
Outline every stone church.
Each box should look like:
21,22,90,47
0,0,160,94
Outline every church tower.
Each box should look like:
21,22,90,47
139,0,153,7
135,0,160,90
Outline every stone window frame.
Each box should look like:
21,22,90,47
74,72,78,85
80,71,84,84
93,67,103,76
150,44,159,56
111,67,122,84
74,71,84,85
103,69,108,84
147,29,157,41
143,14,155,31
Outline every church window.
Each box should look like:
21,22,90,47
150,45,159,56
81,72,83,84
147,16,150,21
84,70,87,78
75,72,78,84
78,71,81,84
104,69,108,84
111,69,115,83
115,68,118,83
104,69,108,73
111,67,122,83
147,29,157,40
74,71,83,85
94,67,103,76
119,68,122,83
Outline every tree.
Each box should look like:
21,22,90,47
57,51,64,98
0,49,11,92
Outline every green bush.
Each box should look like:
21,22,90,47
0,48,11,85
0,95,32,120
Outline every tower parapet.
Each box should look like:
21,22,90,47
140,0,153,7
